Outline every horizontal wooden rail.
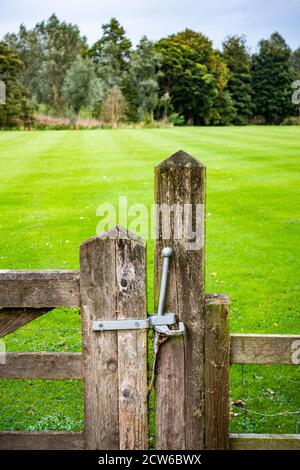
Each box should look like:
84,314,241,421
0,270,80,307
0,334,299,380
229,433,300,450
0,432,84,450
0,353,82,379
230,334,300,365
0,432,299,450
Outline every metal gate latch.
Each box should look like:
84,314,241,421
151,247,185,336
92,247,184,335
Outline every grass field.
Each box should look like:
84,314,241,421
0,127,300,437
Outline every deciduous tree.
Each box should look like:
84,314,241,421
5,14,87,113
102,86,127,127
222,35,252,124
125,36,162,121
291,47,300,79
251,32,295,124
156,29,233,125
0,41,33,127
62,56,103,126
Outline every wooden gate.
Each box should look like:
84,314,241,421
0,150,299,450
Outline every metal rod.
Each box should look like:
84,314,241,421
157,247,173,317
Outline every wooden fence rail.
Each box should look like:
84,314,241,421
1,432,299,451
0,270,79,307
0,150,299,450
1,331,300,380
0,352,82,379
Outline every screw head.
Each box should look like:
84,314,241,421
162,247,173,258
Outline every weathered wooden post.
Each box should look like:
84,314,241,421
154,150,206,449
80,225,148,450
205,293,230,450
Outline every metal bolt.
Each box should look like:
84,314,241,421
157,247,173,317
161,247,173,258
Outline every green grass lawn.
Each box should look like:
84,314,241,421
0,127,300,437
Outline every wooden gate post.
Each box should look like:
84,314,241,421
205,294,230,450
80,225,148,450
154,150,206,449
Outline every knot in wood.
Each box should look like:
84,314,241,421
106,359,117,372
122,385,134,399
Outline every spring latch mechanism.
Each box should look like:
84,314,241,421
150,247,185,337
93,247,184,335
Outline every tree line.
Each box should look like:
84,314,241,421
0,14,299,128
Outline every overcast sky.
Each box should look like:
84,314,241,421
1,0,299,51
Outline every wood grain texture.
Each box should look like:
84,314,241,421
1,432,299,450
230,334,300,364
204,294,230,450
155,337,185,449
0,352,82,379
2,331,296,381
229,433,300,450
80,230,119,450
155,150,206,450
80,226,148,450
0,270,79,307
116,234,148,450
0,432,84,450
0,308,52,337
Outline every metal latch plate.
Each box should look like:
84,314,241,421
148,313,176,326
93,319,149,331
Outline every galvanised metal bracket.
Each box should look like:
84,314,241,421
149,312,176,326
92,313,176,331
92,247,185,335
93,319,149,331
